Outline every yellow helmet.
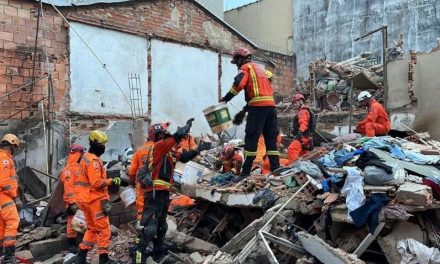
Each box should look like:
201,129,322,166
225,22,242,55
89,130,108,145
2,134,20,147
265,70,273,80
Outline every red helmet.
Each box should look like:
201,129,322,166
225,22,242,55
292,93,305,103
148,122,170,141
231,47,251,64
70,143,85,153
220,144,235,160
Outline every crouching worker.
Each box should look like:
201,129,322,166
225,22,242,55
0,134,20,264
134,119,210,263
74,130,122,264
60,144,85,253
355,91,390,137
215,144,243,175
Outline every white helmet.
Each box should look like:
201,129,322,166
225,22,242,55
357,91,372,102
123,148,133,164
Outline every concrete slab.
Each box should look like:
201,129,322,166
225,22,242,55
396,182,432,206
297,232,364,264
29,237,68,261
16,250,33,263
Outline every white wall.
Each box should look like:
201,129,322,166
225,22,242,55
69,22,148,116
151,40,219,136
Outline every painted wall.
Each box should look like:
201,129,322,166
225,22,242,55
69,22,148,116
225,0,293,54
151,40,219,136
294,0,440,77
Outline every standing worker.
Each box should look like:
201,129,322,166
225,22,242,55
127,128,156,224
220,47,280,178
0,134,20,264
135,119,210,263
355,91,391,137
73,130,121,264
60,144,85,253
287,94,315,163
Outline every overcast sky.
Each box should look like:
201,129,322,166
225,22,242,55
224,0,258,11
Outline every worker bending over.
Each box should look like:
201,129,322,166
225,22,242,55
135,119,210,263
60,144,85,253
74,130,121,264
128,128,156,224
287,94,314,163
355,91,390,137
0,134,20,264
220,47,279,178
215,144,243,175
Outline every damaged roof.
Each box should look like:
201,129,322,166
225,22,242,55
37,0,258,48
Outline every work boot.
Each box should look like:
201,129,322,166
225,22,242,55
68,237,79,253
99,253,120,264
75,249,89,264
3,246,17,264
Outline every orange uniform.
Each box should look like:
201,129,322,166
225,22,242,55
288,106,312,163
0,149,19,248
221,153,243,175
75,152,113,255
128,141,154,221
254,136,266,165
229,62,275,107
60,152,83,239
356,99,391,137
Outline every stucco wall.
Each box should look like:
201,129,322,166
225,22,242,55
225,0,293,54
69,22,148,117
294,0,440,77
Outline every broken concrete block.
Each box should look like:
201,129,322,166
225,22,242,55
40,253,64,264
16,250,33,262
29,237,68,261
189,252,204,264
396,182,432,206
296,232,364,264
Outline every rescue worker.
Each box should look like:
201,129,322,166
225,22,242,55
60,143,85,253
215,144,243,175
173,134,197,154
74,130,121,264
128,128,156,223
261,135,290,174
220,47,280,178
0,134,20,264
355,91,391,137
135,119,210,263
287,94,313,163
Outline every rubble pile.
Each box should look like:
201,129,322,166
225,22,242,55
171,131,440,263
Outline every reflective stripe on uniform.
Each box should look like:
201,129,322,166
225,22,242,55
95,211,106,219
73,181,91,187
248,64,259,97
81,240,95,247
66,193,74,198
0,201,14,210
2,185,12,191
244,150,257,157
267,150,280,156
249,96,274,104
9,176,17,180
229,86,239,95
82,156,91,164
153,179,171,189
97,181,107,189
3,236,16,241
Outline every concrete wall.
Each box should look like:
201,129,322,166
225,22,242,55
151,40,218,136
294,0,440,77
195,0,224,19
225,0,293,54
69,22,148,117
387,47,440,139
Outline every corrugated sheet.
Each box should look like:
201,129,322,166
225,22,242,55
39,0,131,7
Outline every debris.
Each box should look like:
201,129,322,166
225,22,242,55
397,238,440,264
396,182,433,206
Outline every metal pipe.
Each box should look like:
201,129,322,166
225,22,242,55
258,230,279,264
382,26,388,109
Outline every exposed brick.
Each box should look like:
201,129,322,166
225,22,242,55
0,31,14,42
6,66,18,76
17,9,30,18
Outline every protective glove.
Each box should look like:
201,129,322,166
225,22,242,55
233,109,247,126
294,131,303,141
174,118,195,141
214,160,223,170
197,141,212,152
112,177,122,186
67,203,78,216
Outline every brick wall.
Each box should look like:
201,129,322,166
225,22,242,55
0,0,68,120
0,0,295,122
262,50,296,96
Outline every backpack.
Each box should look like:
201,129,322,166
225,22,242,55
137,146,154,188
